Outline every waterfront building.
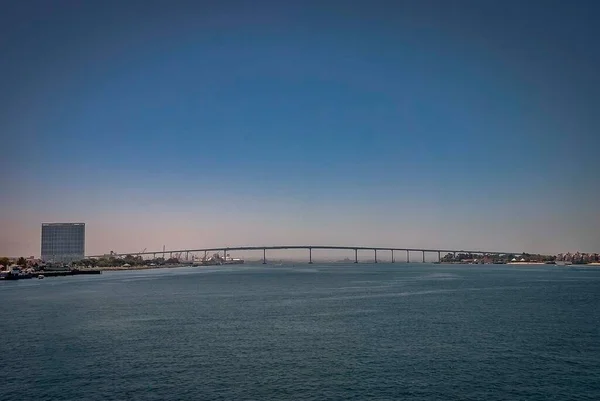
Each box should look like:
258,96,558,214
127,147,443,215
41,223,85,263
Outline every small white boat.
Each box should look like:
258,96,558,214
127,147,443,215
223,256,244,265
38,274,45,279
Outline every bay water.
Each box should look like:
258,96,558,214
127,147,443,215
1,264,599,400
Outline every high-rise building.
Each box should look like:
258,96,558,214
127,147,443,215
41,223,85,263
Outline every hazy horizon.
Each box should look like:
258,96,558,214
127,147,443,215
2,1,599,258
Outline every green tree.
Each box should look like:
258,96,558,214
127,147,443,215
17,257,27,267
441,253,454,262
85,258,98,267
0,257,10,267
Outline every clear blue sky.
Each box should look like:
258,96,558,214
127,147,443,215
1,0,599,256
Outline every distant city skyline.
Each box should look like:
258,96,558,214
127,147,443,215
2,1,599,257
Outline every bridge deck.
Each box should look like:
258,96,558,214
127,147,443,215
87,245,519,259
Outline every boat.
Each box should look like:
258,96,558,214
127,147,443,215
2,265,32,280
38,274,45,279
192,254,244,266
192,257,220,266
223,256,244,265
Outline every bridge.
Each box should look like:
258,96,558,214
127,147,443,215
87,245,521,264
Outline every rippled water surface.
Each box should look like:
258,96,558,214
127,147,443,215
1,264,599,400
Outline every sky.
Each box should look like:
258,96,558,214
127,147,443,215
1,0,599,257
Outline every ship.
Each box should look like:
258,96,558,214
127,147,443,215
192,254,244,266
223,256,244,265
0,265,33,280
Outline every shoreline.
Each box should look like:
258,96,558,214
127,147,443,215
88,262,600,272
99,264,193,271
5,262,600,279
506,262,549,265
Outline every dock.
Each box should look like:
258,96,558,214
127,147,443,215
1,269,102,280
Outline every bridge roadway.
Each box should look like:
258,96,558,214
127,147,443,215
87,245,520,264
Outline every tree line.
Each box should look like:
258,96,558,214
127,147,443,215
73,255,181,267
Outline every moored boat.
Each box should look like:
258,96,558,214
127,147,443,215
223,256,244,265
2,265,33,280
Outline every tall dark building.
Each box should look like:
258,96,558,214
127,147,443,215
41,223,85,263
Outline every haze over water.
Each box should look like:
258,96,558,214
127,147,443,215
2,264,599,400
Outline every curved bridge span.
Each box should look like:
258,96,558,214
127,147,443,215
87,245,521,264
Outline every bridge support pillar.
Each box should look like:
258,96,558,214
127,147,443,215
374,249,377,263
422,251,425,263
186,251,189,261
170,252,172,259
407,250,410,263
204,251,207,260
438,251,441,263
391,250,394,263
224,249,227,260
263,249,266,264
153,253,156,259
354,249,358,263
309,248,312,264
